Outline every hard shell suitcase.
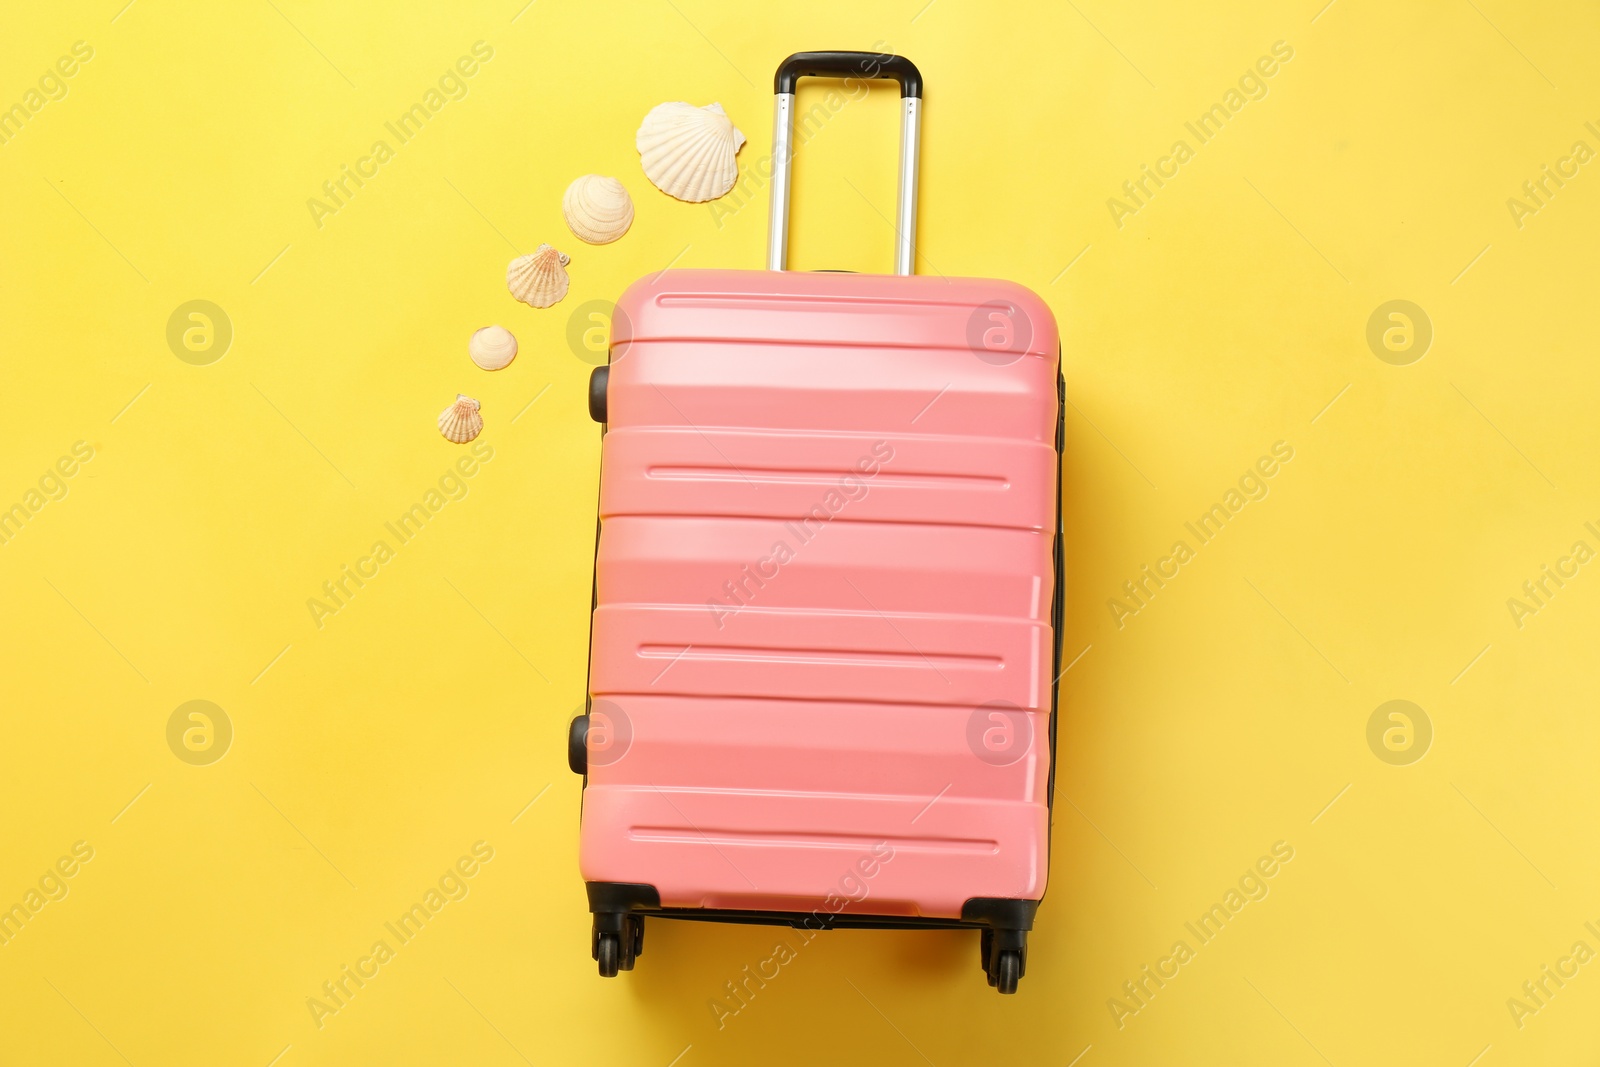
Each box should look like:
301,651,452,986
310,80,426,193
571,51,1063,994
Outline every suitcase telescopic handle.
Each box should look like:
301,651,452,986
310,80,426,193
767,51,923,275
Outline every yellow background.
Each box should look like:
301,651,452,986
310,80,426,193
2,0,1597,1064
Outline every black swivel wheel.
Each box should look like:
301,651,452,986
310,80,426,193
994,950,1022,995
618,916,640,971
596,931,621,978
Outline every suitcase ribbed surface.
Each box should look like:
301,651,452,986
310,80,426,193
582,269,1059,917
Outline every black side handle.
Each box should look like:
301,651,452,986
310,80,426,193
774,51,922,98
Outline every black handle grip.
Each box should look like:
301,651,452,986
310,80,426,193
774,51,922,98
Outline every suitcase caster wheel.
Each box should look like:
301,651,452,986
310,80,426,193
596,932,621,978
588,365,609,423
994,950,1022,995
568,715,589,775
618,916,642,971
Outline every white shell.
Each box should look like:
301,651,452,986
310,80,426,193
563,175,634,244
468,325,517,371
438,394,483,443
507,244,571,308
636,101,746,202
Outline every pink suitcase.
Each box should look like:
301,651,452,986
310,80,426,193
571,51,1062,994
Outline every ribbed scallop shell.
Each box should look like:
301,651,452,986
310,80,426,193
468,325,517,371
438,394,483,443
563,175,634,244
636,101,746,202
507,244,571,308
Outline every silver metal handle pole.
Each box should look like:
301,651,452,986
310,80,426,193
766,52,923,276
894,97,920,276
767,93,795,272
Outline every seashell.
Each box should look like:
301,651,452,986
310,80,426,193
438,394,483,443
636,101,746,202
507,244,571,308
468,325,518,371
562,175,634,244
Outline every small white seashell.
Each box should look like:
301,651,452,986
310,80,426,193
438,394,483,443
562,175,634,244
468,325,518,371
636,101,746,202
507,244,571,308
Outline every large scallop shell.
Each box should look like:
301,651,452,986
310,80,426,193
507,244,570,308
636,101,746,202
438,394,483,443
563,175,634,244
468,325,517,371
